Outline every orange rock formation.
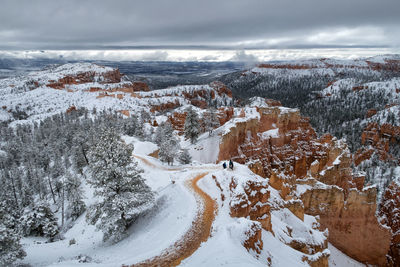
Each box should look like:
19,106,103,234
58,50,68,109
218,105,392,265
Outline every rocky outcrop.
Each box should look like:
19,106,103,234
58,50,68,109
301,185,391,266
150,100,180,113
379,182,400,266
209,81,233,98
168,107,234,136
359,122,400,164
168,112,187,135
218,106,333,180
366,108,378,118
229,177,272,232
218,103,392,265
354,148,374,166
242,222,263,255
302,251,329,267
47,69,123,89
101,69,123,83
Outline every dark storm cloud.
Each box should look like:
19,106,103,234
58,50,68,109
0,0,399,50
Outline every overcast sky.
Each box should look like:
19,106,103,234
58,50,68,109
1,0,399,60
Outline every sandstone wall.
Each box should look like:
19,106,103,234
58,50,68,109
301,186,391,266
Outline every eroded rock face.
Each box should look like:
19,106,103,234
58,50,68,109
359,122,400,163
168,107,234,136
218,106,333,181
243,222,263,255
209,81,233,98
302,251,329,267
301,185,391,266
218,102,392,265
379,182,400,266
47,69,123,89
168,112,187,135
229,177,272,232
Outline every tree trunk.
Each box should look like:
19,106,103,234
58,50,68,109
9,173,19,209
81,145,89,165
61,182,65,227
48,176,56,204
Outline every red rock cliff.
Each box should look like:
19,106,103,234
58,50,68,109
218,104,392,265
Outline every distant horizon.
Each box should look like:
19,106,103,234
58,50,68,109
1,47,400,63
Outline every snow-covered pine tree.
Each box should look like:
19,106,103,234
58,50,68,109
140,110,151,124
20,203,59,241
72,130,91,172
158,122,180,165
179,149,192,164
184,106,200,144
153,123,164,145
0,202,26,266
65,173,86,221
203,108,220,136
124,115,140,136
86,127,155,243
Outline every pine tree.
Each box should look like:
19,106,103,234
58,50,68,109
203,108,220,136
124,115,140,136
159,137,180,166
184,106,200,144
0,202,26,266
153,123,165,145
140,110,151,124
20,203,59,240
179,149,192,164
158,122,180,165
65,173,86,221
86,127,155,242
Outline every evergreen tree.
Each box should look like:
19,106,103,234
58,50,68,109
86,127,155,242
153,123,165,145
65,173,86,221
203,108,220,136
124,115,140,136
158,122,180,165
159,137,180,165
20,203,59,240
0,202,26,266
179,149,192,164
184,106,200,144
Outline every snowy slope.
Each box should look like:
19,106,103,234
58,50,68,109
19,136,363,267
21,147,198,266
0,63,232,126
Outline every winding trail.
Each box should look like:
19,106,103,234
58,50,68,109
129,155,217,267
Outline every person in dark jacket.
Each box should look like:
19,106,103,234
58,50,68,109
222,162,227,169
229,159,234,170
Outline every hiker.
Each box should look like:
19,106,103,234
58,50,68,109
222,162,227,169
229,159,234,170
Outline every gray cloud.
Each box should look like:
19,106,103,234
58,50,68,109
0,0,399,51
229,51,258,63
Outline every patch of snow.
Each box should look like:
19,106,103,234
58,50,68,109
328,243,363,267
261,128,279,139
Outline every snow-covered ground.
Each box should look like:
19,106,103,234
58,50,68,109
20,137,363,266
0,63,232,126
328,243,364,267
22,148,198,266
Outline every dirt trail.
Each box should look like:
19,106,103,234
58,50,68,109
128,156,217,267
133,155,181,171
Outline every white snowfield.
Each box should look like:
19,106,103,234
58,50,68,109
247,56,399,78
0,63,232,126
20,136,363,267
